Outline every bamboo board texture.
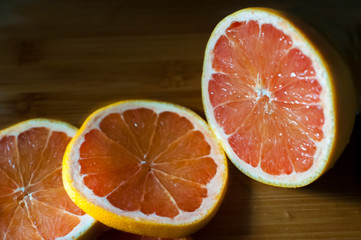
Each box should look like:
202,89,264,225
0,0,361,239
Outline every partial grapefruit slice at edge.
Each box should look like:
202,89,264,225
0,119,96,240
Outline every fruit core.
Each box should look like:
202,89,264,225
14,187,29,202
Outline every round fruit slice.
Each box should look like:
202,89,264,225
0,119,96,240
63,100,227,238
202,8,356,187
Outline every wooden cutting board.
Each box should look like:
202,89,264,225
0,0,360,239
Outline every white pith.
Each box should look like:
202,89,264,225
67,101,227,225
0,119,96,239
201,9,334,187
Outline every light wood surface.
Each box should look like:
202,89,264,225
0,1,361,239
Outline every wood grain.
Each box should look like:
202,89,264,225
0,0,361,239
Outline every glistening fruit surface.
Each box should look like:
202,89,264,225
63,100,228,237
202,8,356,187
0,119,95,239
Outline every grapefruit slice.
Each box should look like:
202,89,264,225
0,119,96,240
202,8,356,187
62,100,227,238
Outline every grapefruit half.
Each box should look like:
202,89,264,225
202,8,356,187
62,100,227,238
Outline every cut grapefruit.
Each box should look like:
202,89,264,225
62,100,227,238
0,119,96,240
202,8,356,187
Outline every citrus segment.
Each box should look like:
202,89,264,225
17,127,50,186
25,197,81,239
31,184,85,215
6,205,43,240
99,113,142,157
63,100,228,237
140,170,179,218
0,119,95,240
147,111,194,160
0,136,22,187
202,8,356,187
122,108,158,155
154,157,217,185
153,131,210,163
154,170,207,212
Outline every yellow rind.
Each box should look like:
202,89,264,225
201,7,357,188
0,118,98,240
63,99,228,238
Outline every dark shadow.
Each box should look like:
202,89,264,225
96,228,143,240
306,115,361,197
193,163,252,240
